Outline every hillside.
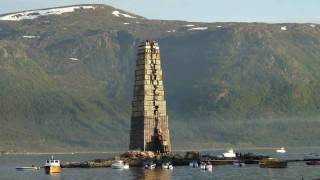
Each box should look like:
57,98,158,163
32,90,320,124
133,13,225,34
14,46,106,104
0,4,320,152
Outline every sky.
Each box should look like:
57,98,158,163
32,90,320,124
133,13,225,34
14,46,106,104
0,0,319,23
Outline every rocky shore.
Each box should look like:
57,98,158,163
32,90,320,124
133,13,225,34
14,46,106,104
61,151,200,168
60,151,272,168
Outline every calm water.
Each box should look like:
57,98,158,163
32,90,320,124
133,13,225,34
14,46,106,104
1,147,320,180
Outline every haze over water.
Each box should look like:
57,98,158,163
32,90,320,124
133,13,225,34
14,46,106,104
1,147,319,180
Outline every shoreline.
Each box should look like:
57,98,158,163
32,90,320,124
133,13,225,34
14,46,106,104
2,146,320,155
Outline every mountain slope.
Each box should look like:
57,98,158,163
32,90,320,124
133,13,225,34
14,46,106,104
0,4,320,152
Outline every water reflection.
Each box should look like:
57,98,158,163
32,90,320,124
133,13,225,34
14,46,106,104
131,168,172,180
47,173,61,180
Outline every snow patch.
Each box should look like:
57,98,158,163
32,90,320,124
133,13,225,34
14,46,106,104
68,58,79,61
23,35,40,39
188,27,208,31
184,24,194,27
112,10,136,18
281,26,287,31
0,6,95,21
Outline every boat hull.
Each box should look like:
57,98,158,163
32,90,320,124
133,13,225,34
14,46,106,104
306,161,320,165
16,167,39,170
44,166,61,174
259,160,287,168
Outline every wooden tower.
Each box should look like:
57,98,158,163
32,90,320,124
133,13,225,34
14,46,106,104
129,40,171,153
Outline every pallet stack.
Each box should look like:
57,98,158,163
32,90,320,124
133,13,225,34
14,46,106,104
129,40,171,153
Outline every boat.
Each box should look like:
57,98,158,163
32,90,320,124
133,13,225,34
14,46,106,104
162,163,169,169
304,153,320,161
16,166,40,171
162,162,173,170
276,147,286,153
189,161,198,168
144,162,156,169
123,163,130,169
233,160,245,167
306,161,320,165
111,160,129,169
304,153,320,165
200,162,213,171
205,163,213,171
259,158,287,168
200,162,206,170
44,156,61,174
223,149,236,158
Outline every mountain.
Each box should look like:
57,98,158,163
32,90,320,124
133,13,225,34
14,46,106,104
0,4,319,152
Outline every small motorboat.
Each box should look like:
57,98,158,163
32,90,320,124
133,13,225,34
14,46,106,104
304,153,320,165
223,149,236,158
276,147,286,153
111,160,129,169
304,153,320,161
200,162,206,170
144,162,156,169
16,166,40,171
162,162,173,170
44,156,61,174
205,163,213,171
189,161,198,168
162,163,169,169
233,160,245,167
259,158,287,168
123,163,130,169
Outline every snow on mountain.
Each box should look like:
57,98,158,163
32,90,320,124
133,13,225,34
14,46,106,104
68,57,79,61
281,26,287,31
184,24,195,27
23,35,40,39
0,5,95,21
188,27,208,31
112,10,136,18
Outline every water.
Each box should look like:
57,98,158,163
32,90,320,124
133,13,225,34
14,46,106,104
1,147,320,180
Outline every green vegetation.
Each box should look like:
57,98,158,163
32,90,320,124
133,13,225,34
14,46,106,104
0,5,319,151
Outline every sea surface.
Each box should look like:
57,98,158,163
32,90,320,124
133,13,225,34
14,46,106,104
1,147,320,180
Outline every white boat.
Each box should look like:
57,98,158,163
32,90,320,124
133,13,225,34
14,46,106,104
223,149,236,158
162,162,173,170
200,162,206,170
144,163,156,169
276,147,286,153
205,164,213,171
111,160,129,169
189,161,198,168
16,166,40,171
162,163,169,169
123,163,130,169
233,161,245,167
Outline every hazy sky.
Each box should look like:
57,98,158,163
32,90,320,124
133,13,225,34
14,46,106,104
1,0,319,23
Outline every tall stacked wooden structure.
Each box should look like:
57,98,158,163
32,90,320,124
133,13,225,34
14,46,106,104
129,40,171,153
